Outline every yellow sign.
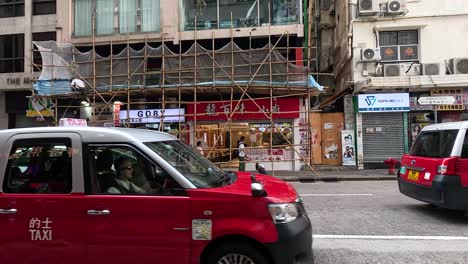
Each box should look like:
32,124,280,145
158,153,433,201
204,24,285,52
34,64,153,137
431,88,463,96
435,105,465,111
26,109,54,117
408,170,419,181
431,88,464,111
26,97,55,117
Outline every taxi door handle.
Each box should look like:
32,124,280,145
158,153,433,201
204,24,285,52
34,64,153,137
173,228,190,232
0,208,17,214
87,209,111,216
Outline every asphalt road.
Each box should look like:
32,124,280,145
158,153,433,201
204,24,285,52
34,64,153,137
292,181,468,264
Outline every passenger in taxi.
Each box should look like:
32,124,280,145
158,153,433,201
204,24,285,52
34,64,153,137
106,157,146,194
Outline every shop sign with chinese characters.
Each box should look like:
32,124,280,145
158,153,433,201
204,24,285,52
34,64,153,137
186,98,299,121
249,122,292,132
431,88,464,111
410,97,434,111
417,96,455,105
245,149,293,163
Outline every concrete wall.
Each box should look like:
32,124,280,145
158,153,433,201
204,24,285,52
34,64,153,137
331,0,355,92
0,0,57,127
352,14,468,82
0,93,8,129
330,0,468,84
404,0,468,16
0,1,56,73
318,0,335,73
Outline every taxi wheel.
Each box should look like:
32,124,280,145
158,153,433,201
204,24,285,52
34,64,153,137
205,242,269,264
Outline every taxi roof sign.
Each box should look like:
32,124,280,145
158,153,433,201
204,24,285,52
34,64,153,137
59,118,88,127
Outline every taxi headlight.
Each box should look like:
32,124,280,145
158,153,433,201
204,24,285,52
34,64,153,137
268,203,299,224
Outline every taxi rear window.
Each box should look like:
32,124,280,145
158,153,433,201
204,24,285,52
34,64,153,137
409,129,458,158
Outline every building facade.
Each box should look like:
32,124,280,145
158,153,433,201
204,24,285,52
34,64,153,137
0,0,57,129
35,0,319,172
323,0,468,168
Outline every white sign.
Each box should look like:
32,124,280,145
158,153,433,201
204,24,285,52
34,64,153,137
341,130,356,166
29,217,53,241
59,118,88,127
358,93,410,113
119,109,185,124
417,96,455,105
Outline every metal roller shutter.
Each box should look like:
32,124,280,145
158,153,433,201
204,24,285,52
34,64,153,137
362,113,404,163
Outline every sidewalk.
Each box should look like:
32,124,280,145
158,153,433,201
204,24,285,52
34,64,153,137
261,169,397,182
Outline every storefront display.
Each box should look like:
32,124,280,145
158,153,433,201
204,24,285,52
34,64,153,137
187,97,301,171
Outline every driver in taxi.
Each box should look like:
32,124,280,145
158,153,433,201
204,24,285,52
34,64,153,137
106,157,146,194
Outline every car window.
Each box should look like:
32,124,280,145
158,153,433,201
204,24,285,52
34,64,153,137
409,130,458,158
86,145,183,196
145,141,227,188
461,132,468,159
3,138,72,194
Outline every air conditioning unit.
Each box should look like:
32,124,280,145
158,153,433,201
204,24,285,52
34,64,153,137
358,0,380,16
384,64,404,77
384,63,421,77
361,48,381,62
422,63,446,76
405,64,421,76
386,0,407,15
448,58,468,74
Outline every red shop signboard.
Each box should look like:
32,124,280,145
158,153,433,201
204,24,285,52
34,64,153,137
186,98,300,121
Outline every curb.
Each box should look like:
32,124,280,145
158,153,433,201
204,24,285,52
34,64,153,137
275,176,398,182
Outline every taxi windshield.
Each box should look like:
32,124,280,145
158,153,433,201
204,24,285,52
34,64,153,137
145,141,230,188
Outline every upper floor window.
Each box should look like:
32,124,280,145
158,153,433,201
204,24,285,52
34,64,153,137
0,0,24,18
180,0,301,31
33,0,56,15
379,30,419,62
74,0,160,37
0,34,24,73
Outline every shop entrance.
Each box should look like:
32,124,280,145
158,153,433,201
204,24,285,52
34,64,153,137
362,112,405,168
195,121,294,170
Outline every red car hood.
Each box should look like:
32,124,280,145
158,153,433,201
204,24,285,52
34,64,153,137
216,172,298,203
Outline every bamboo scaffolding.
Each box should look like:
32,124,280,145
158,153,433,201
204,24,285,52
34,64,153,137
29,14,321,175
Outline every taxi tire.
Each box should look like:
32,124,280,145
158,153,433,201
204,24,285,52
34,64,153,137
205,241,269,264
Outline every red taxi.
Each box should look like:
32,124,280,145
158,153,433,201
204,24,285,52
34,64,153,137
399,121,468,212
0,127,312,264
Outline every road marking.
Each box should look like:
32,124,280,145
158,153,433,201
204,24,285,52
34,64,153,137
300,194,373,197
314,235,468,240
